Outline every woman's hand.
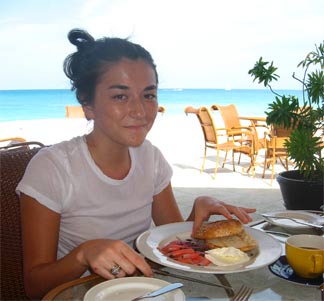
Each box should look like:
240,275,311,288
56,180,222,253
187,196,256,235
76,239,153,279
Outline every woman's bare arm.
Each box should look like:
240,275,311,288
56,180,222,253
151,183,184,225
20,194,87,298
20,193,152,299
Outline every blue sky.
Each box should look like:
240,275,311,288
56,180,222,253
1,0,323,90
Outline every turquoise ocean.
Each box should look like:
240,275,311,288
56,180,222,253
0,89,304,122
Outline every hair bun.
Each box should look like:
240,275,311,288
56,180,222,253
68,28,95,50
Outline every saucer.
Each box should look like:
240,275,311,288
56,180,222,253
268,255,323,287
262,210,324,233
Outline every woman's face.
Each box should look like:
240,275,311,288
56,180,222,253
85,58,158,148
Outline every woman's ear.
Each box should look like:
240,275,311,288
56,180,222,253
83,105,95,120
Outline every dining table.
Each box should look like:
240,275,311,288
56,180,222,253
238,116,269,143
42,218,323,301
239,116,267,126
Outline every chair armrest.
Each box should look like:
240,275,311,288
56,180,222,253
184,106,199,115
0,141,45,151
227,126,254,135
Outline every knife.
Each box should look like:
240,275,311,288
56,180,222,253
130,282,183,301
261,214,324,231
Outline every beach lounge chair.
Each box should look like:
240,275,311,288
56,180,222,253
210,104,268,176
0,142,44,300
184,106,251,178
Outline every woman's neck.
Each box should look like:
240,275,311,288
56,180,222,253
85,133,131,180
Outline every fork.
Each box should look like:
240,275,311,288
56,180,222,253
231,285,253,301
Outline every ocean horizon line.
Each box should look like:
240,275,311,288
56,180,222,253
0,87,303,92
0,88,304,122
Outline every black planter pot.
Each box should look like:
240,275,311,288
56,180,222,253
277,170,324,210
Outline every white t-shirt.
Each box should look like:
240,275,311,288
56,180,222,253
17,136,172,260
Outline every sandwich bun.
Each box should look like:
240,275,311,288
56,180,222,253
194,219,243,239
194,220,257,252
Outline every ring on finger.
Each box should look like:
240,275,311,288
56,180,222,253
110,264,121,276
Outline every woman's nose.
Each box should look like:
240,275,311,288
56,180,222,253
129,97,146,118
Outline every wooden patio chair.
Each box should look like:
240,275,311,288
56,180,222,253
262,133,290,184
184,106,253,178
211,104,268,175
65,105,85,118
262,124,295,184
0,142,44,300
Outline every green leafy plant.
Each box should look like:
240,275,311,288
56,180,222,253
248,42,324,181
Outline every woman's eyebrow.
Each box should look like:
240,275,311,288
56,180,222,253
108,84,129,90
144,85,157,91
108,84,157,91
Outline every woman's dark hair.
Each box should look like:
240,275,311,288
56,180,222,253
63,28,158,105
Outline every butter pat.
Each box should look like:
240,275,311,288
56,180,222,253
205,247,250,266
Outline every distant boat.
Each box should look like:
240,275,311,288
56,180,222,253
173,88,183,91
224,85,232,91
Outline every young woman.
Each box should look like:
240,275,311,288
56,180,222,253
17,28,256,299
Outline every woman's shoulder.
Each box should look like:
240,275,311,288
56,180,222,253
42,136,84,152
35,136,86,161
132,140,165,162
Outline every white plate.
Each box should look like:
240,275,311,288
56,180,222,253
136,222,282,274
84,277,185,301
263,210,324,231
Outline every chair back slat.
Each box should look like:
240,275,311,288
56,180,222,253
197,107,218,144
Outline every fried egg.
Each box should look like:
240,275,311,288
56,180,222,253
205,247,250,266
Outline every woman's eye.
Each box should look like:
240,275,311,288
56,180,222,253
144,93,157,101
113,94,127,101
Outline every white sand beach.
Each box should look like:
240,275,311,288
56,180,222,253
0,113,287,220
